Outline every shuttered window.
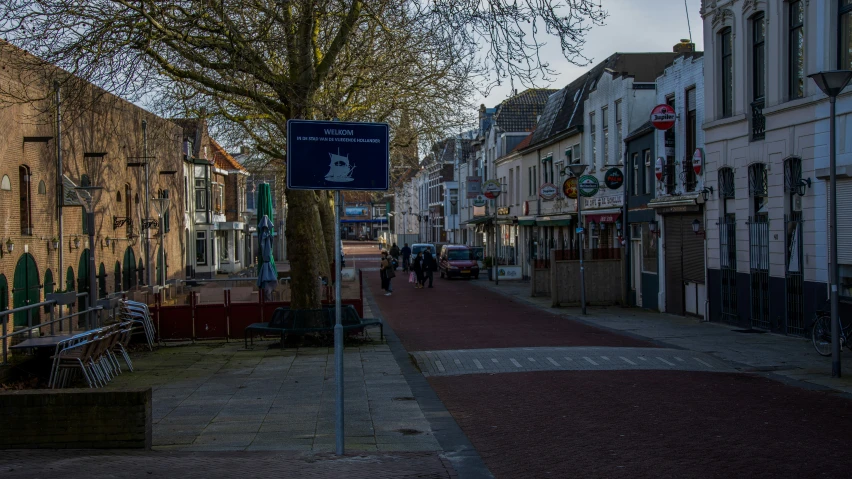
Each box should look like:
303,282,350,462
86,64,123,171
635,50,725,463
828,179,852,299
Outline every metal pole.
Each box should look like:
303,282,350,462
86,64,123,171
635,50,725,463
494,201,498,285
829,96,841,378
333,190,344,454
88,211,97,328
55,82,64,321
579,191,587,314
143,120,152,287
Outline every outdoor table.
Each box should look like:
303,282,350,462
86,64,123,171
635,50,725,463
10,334,75,350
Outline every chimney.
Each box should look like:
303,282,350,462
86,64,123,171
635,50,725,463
240,145,250,155
673,39,695,54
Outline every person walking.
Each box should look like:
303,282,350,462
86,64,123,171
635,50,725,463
380,251,394,295
401,243,412,272
422,249,436,288
390,243,400,267
412,251,424,289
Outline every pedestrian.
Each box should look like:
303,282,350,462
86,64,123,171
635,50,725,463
380,251,395,295
390,243,400,269
422,249,436,288
401,243,412,272
412,251,424,289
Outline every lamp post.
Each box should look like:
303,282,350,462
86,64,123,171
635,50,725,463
151,197,170,290
809,70,852,378
449,196,458,244
566,163,588,314
74,155,103,329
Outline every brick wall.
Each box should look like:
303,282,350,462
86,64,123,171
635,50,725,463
0,388,152,449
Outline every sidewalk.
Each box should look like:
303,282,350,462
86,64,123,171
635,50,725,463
473,279,852,395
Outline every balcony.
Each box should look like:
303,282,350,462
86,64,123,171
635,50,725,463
751,97,766,141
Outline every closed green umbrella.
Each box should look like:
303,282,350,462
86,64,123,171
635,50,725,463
256,183,275,273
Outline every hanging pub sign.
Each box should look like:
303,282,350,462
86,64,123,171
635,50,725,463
466,176,482,198
604,168,624,189
483,179,502,199
473,194,487,207
562,177,578,199
650,104,676,130
693,148,703,175
655,157,664,181
578,175,600,197
539,182,558,200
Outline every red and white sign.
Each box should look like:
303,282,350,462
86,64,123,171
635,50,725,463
539,182,558,200
692,148,703,175
655,157,664,181
483,179,502,199
650,104,676,130
523,201,530,215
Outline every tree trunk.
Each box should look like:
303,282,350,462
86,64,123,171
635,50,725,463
317,190,336,268
285,188,325,309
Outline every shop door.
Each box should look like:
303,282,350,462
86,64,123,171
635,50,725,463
664,217,685,315
12,253,40,327
123,247,137,290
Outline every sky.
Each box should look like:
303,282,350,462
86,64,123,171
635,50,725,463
473,0,704,108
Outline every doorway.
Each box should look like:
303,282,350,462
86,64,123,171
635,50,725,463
631,235,643,307
12,253,40,327
664,214,705,316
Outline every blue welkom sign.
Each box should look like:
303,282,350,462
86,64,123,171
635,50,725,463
287,119,389,191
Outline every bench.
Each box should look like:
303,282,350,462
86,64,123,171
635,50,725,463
244,305,383,348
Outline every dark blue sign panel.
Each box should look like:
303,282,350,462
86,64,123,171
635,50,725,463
287,120,389,191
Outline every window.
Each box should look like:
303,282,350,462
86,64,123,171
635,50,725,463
572,143,581,164
685,88,698,192
196,231,207,265
19,165,32,235
528,166,533,196
218,233,228,262
789,1,805,99
749,163,769,215
664,96,676,194
644,149,653,195
615,101,623,163
641,223,658,274
590,112,597,167
184,176,189,210
37,180,46,195
719,167,736,199
602,106,609,165
195,178,207,210
842,0,852,69
160,189,171,233
632,153,639,195
752,13,766,100
720,28,734,117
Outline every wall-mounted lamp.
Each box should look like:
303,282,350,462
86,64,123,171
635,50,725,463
792,178,811,197
4,238,14,255
51,237,59,250
700,186,714,202
103,236,112,249
71,236,81,250
648,220,659,237
599,222,607,231
615,219,623,237
692,219,706,239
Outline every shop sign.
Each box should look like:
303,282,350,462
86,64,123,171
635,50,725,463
497,207,510,215
523,201,530,215
466,176,482,198
693,148,703,175
497,266,522,280
562,177,578,199
655,157,664,181
650,104,676,130
539,182,558,200
582,194,624,209
578,175,599,197
472,194,487,207
604,168,624,189
483,179,502,199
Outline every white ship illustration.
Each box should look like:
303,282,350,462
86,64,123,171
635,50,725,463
325,149,355,182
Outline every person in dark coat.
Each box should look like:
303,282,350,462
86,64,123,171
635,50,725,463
412,252,424,289
422,249,436,288
401,243,412,272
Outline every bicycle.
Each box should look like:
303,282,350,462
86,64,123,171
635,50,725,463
812,309,852,356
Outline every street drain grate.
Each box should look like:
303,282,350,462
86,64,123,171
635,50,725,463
396,428,423,436
392,396,415,401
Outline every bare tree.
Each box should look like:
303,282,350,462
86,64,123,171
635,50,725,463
0,0,606,309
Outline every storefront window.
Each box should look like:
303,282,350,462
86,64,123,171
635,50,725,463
642,223,657,273
840,265,852,300
196,231,207,265
218,233,229,262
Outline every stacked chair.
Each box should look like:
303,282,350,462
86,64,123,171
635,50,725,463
118,299,156,350
48,322,135,388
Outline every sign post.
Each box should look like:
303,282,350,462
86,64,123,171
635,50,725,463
482,180,502,285
287,119,389,456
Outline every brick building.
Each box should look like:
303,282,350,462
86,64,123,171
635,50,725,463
0,41,185,331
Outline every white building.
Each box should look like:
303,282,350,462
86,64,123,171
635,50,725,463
701,0,852,334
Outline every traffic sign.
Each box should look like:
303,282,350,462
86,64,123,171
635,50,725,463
483,180,502,199
650,104,676,130
286,119,389,190
575,227,584,234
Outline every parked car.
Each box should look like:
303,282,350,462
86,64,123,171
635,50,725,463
411,243,436,257
439,245,479,279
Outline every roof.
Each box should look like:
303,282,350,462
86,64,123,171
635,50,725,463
526,52,680,150
492,88,557,132
624,120,655,142
511,132,535,153
211,139,247,172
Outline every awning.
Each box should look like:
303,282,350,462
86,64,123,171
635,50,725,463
647,195,700,209
535,214,573,226
582,208,622,224
518,216,536,226
496,216,516,225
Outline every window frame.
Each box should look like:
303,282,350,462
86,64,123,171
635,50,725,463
196,231,208,265
720,27,734,117
602,106,609,165
841,0,852,70
752,12,766,101
788,0,805,100
631,152,639,195
644,149,653,195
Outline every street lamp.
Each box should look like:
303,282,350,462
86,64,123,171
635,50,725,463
151,196,170,290
74,154,104,329
449,196,458,244
565,163,588,314
809,69,852,378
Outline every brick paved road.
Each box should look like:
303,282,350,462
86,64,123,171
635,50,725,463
368,271,653,352
0,451,456,478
